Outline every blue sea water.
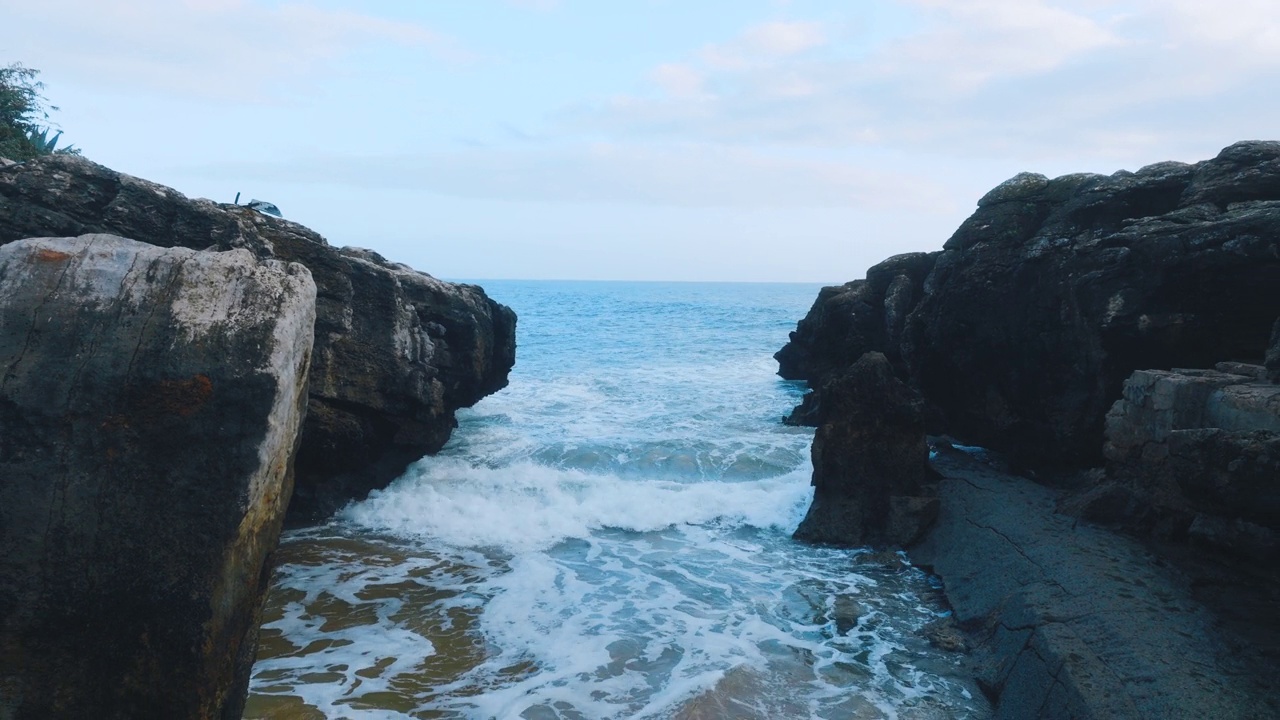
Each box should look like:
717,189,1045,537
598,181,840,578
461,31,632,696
243,281,987,720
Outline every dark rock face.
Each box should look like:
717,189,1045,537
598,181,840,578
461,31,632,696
1065,366,1280,560
0,155,517,520
792,352,938,547
908,146,1280,468
776,252,937,426
1267,317,1280,383
0,235,315,719
779,141,1280,469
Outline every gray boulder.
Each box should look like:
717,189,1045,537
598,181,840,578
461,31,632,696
0,235,315,719
0,155,517,519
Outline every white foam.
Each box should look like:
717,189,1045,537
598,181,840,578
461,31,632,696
250,548,445,718
340,459,815,553
247,282,989,719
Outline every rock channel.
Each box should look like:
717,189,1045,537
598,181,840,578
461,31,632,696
0,157,516,718
781,141,1280,717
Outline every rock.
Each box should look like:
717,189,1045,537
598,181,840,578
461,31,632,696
775,252,937,425
780,141,1280,469
1215,360,1269,381
911,451,1279,719
1068,368,1280,560
907,144,1280,468
0,155,517,520
1267,317,1280,383
920,617,968,653
0,235,315,719
832,595,864,636
793,352,938,547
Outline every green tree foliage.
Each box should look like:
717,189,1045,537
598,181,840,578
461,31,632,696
0,63,78,160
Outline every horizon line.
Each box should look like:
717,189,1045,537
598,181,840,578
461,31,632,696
445,277,848,285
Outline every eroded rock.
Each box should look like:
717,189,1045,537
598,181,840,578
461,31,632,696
780,141,1280,470
793,352,938,547
0,235,315,719
775,252,937,426
0,155,517,519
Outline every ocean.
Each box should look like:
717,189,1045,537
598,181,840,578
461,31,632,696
242,280,987,720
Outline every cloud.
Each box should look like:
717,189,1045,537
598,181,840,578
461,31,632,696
506,0,562,10
1154,0,1280,59
568,1,1280,164
0,0,467,100
882,0,1123,93
651,64,707,99
187,143,957,212
702,21,828,70
741,21,828,57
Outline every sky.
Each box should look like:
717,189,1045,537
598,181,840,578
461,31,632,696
3,0,1279,282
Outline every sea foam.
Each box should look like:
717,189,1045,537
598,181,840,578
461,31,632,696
341,458,815,553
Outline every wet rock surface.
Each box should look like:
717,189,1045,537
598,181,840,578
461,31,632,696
0,235,315,720
0,155,517,520
793,352,938,547
911,449,1279,720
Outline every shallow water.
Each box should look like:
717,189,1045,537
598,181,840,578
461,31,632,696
244,281,987,720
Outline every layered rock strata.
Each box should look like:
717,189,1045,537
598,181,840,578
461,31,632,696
0,155,517,519
1065,365,1280,560
778,141,1280,470
0,235,315,719
792,352,938,546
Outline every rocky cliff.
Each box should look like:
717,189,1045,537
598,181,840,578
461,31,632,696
0,235,315,719
779,141,1280,470
782,141,1280,717
0,155,517,519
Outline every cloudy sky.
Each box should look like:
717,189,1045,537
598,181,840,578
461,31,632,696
4,0,1278,281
